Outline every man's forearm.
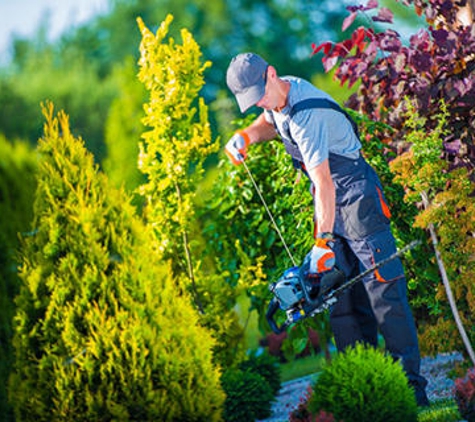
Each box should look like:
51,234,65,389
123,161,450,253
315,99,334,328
308,159,336,235
314,187,335,234
244,113,277,144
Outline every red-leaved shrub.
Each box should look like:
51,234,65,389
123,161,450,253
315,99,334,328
455,367,475,422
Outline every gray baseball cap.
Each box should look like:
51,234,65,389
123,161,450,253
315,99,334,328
226,53,268,112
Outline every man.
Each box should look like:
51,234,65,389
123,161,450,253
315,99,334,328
224,52,429,406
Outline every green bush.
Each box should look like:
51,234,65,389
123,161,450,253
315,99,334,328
8,104,224,421
239,352,282,396
222,368,274,422
308,343,417,422
0,135,37,421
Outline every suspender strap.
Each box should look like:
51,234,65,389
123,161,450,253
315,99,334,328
289,98,360,139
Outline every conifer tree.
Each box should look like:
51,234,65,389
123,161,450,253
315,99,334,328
9,103,224,421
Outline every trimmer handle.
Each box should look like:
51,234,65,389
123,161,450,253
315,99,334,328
266,297,290,334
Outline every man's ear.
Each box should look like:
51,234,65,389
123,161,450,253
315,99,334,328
267,65,277,80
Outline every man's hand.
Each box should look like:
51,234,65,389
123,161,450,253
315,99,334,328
309,233,335,274
225,131,250,165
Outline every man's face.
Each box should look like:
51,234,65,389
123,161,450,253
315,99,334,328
255,68,278,111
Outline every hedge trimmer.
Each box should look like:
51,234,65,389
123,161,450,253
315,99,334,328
265,240,420,333
241,160,420,334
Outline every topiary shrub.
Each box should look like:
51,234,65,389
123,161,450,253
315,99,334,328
454,367,475,422
238,351,282,396
308,343,418,422
221,368,274,422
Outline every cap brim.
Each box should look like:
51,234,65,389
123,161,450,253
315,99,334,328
236,84,266,113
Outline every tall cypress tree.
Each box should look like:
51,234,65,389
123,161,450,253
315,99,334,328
9,103,224,421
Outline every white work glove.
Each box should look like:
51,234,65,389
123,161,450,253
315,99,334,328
309,233,336,275
225,131,250,165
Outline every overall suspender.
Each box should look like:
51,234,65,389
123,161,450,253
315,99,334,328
288,98,359,139
271,98,360,169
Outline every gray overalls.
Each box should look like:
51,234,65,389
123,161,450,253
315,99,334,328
272,98,428,395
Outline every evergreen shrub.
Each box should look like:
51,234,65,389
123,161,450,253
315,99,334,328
221,368,274,422
8,104,224,421
308,343,417,422
238,352,282,396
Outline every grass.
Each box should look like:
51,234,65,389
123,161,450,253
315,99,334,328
279,353,329,383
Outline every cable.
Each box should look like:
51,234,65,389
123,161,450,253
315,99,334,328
242,160,297,267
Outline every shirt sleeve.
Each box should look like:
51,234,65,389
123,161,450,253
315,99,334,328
263,110,273,124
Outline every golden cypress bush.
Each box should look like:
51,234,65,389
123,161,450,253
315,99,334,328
9,103,224,421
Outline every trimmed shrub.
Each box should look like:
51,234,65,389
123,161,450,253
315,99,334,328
308,343,417,422
455,367,475,422
239,352,282,396
8,104,224,421
221,368,274,422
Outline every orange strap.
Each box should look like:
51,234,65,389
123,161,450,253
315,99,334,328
374,268,387,283
376,187,391,219
237,130,251,148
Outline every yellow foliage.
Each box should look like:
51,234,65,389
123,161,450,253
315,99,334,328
136,15,245,368
136,14,217,262
390,100,475,356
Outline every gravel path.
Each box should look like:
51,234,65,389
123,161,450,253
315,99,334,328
259,351,465,422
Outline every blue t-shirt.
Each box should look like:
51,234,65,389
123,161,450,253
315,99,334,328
264,77,361,170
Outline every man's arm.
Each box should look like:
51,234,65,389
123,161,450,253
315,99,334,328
244,113,278,144
306,159,336,234
224,113,277,165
